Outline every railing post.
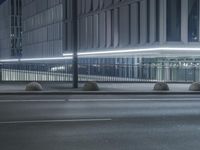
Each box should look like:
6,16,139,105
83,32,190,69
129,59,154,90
72,0,78,88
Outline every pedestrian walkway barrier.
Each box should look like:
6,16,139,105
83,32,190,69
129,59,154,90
0,62,199,83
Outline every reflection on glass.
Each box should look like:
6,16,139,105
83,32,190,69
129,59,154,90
188,0,199,42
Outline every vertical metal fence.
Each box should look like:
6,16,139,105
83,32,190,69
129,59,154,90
0,63,73,82
0,62,199,83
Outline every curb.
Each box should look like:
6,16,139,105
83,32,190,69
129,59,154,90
0,91,200,95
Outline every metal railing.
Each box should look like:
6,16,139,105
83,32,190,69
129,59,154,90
0,63,200,83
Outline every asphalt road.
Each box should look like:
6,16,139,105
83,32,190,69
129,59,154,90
1,94,200,150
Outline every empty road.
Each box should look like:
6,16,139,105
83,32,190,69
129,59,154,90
0,94,200,150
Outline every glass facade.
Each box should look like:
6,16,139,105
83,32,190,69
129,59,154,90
22,0,64,58
188,0,199,42
0,0,22,58
1,0,200,83
167,0,181,41
10,0,22,57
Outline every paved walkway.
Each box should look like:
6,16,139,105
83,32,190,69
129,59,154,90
0,82,192,93
99,83,191,92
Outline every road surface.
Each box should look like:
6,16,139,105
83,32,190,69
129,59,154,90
0,94,200,150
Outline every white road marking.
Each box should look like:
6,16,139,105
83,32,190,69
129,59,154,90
0,99,66,103
0,118,112,124
68,98,200,102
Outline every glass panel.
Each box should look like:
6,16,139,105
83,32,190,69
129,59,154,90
167,0,181,41
188,0,199,42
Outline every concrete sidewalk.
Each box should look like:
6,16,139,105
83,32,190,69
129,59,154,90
0,82,195,94
99,83,191,92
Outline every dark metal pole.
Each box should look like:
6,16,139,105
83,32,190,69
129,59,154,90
72,0,78,88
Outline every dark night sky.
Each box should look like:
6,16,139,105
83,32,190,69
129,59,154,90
0,0,5,5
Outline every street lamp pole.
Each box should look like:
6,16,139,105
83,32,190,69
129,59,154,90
72,0,78,88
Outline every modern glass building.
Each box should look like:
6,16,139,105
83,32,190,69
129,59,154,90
22,0,66,58
0,0,22,58
74,0,200,82
1,0,200,82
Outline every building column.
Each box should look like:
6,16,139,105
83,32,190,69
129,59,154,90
159,0,167,43
181,0,188,43
149,0,156,43
140,0,147,44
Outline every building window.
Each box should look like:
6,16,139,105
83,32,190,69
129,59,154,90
11,0,14,15
188,0,199,42
167,0,181,41
155,0,159,42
